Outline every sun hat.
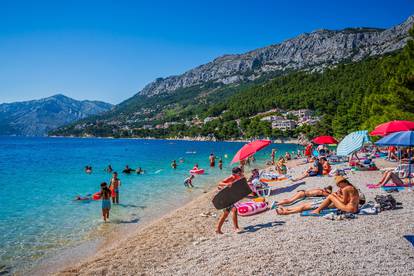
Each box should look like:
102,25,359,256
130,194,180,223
335,175,349,185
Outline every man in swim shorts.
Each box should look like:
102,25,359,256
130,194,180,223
215,167,244,234
109,172,121,204
209,153,216,167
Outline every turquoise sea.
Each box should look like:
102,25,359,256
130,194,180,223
0,137,301,273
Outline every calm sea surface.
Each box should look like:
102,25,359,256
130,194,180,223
0,137,301,273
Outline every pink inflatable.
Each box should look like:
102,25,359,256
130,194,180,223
190,169,204,175
236,201,268,216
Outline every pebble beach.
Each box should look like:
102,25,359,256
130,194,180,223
56,158,414,276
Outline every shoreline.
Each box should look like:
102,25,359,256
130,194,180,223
35,161,268,275
54,158,414,275
48,135,303,144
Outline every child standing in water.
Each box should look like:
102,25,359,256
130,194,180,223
184,175,195,188
109,172,121,204
218,158,223,170
100,182,111,222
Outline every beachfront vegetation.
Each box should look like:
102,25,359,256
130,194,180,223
51,27,414,140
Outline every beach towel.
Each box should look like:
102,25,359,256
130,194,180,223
381,186,406,191
367,184,410,189
300,208,338,216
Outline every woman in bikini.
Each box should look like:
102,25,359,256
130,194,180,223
276,186,332,206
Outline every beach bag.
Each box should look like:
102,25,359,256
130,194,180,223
374,195,398,211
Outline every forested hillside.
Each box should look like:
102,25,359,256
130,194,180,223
52,27,414,140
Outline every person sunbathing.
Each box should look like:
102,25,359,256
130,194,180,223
291,157,321,181
373,170,405,187
276,200,324,215
277,176,360,215
276,186,332,206
387,146,398,161
320,157,331,175
310,176,360,214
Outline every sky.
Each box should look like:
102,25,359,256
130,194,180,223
0,0,413,104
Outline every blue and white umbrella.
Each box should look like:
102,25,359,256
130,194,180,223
376,131,414,186
337,130,370,156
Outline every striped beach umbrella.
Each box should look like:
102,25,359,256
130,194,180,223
337,130,370,156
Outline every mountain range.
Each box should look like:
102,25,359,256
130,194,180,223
139,16,413,97
0,94,112,136
42,15,414,138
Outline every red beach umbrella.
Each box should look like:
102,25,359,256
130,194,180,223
231,140,271,163
370,120,414,136
312,136,338,145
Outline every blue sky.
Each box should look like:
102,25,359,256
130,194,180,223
0,0,413,104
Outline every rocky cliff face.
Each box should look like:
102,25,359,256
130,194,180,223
0,94,113,136
139,15,414,97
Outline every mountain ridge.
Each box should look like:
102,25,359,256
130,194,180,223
0,94,113,136
138,15,413,97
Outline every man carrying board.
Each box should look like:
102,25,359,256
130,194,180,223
215,167,244,234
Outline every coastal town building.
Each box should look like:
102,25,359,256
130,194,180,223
271,120,297,130
287,109,313,120
260,115,284,122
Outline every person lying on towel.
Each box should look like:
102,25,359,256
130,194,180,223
276,176,360,215
291,157,322,181
275,186,332,206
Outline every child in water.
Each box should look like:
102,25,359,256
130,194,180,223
184,175,195,188
100,182,111,222
218,158,223,170
109,172,121,204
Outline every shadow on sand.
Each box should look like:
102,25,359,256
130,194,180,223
113,218,140,224
241,220,285,234
268,181,305,196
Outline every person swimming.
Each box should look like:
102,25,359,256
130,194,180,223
85,165,92,174
105,165,113,173
74,195,91,201
136,167,144,174
122,165,133,174
171,160,177,169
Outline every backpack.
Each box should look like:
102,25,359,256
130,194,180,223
374,195,399,211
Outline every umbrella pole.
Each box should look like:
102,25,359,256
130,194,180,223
409,147,412,190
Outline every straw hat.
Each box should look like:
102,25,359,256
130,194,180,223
335,175,349,185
